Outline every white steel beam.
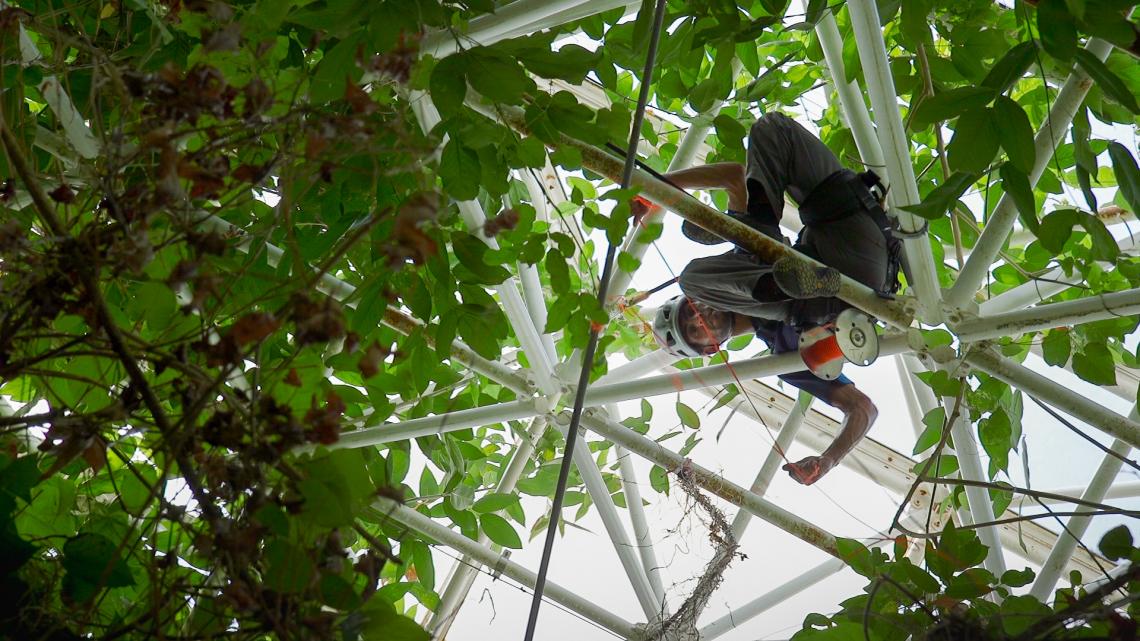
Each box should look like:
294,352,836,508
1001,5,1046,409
731,392,813,533
965,348,1140,450
374,497,642,640
616,440,668,606
411,94,563,397
1030,435,1133,601
956,287,1140,342
326,400,540,451
946,38,1114,310
977,233,1140,316
946,396,1008,577
697,557,847,640
846,0,943,323
429,418,550,638
493,0,641,42
690,377,1107,579
421,0,629,57
584,333,914,406
579,410,842,557
554,414,664,621
814,12,885,174
1034,480,1140,505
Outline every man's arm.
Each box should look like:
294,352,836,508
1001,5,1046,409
782,383,877,485
661,162,747,212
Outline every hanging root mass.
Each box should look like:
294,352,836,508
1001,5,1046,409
647,464,742,641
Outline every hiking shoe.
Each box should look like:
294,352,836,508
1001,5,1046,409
772,257,841,299
681,220,726,245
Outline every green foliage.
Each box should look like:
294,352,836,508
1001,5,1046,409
794,526,1140,640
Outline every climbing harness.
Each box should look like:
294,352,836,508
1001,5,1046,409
797,168,903,298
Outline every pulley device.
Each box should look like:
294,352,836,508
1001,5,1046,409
798,308,880,379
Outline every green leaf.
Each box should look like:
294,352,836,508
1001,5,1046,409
263,539,314,594
978,408,1012,475
412,540,435,590
835,538,875,577
1041,329,1071,367
520,44,602,84
999,163,1038,234
913,407,945,454
947,107,999,174
902,171,979,220
310,34,364,102
1000,568,1036,588
1000,595,1053,636
980,41,1036,95
430,55,468,117
545,248,571,295
1107,142,1140,214
910,86,996,129
479,513,522,549
899,0,933,48
452,233,511,285
1099,524,1133,560
993,97,1035,174
1079,212,1119,262
1038,0,1079,60
944,567,995,599
914,453,959,478
649,465,669,494
473,492,521,513
439,140,482,201
1072,341,1117,386
359,600,431,641
319,573,362,610
676,402,700,428
466,49,535,105
1074,48,1140,114
1036,208,1080,253
900,561,941,593
62,533,135,590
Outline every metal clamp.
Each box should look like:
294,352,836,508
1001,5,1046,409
491,550,512,581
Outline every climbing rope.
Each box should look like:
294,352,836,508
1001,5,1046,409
522,1,670,638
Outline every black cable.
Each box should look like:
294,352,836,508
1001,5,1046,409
429,545,626,641
522,2,670,639
1028,396,1140,475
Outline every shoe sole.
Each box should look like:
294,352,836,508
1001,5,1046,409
682,220,727,245
773,257,840,299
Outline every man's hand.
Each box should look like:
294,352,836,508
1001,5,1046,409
782,455,836,485
630,196,656,225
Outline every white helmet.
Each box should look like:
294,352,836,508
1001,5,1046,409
652,295,707,358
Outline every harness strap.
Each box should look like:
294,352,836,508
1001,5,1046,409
798,169,902,298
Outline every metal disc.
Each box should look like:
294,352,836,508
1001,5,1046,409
798,327,843,380
834,308,879,366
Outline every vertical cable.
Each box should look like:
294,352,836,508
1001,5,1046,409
522,1,670,638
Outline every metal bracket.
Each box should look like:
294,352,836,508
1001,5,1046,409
834,308,880,367
491,550,512,581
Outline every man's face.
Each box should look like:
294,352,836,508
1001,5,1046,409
680,300,733,354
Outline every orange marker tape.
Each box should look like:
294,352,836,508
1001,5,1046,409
801,334,843,370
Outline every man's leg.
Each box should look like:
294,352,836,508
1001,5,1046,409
678,251,791,321
745,112,846,218
790,214,890,326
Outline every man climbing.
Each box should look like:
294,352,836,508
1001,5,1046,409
641,112,898,485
